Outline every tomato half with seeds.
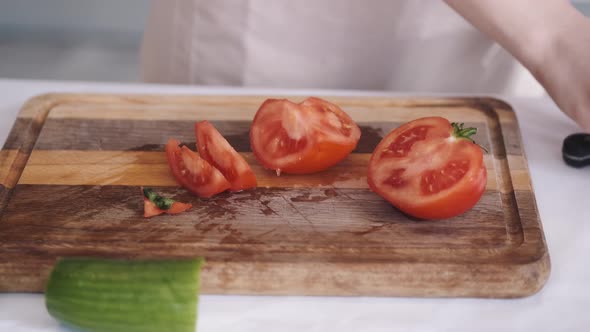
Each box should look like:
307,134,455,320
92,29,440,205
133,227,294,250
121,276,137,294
165,138,231,198
367,117,487,220
195,120,257,191
250,97,361,174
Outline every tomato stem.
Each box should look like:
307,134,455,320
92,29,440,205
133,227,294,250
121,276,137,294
451,122,488,153
143,187,176,210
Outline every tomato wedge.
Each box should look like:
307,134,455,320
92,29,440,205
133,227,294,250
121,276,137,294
367,117,487,220
144,200,192,218
165,138,231,198
250,97,361,174
195,121,257,191
142,187,192,218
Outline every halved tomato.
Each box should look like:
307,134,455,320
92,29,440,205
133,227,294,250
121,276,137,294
165,138,231,198
367,117,487,220
195,121,257,191
250,97,361,174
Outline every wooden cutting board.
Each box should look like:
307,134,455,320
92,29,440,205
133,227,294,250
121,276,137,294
0,93,549,298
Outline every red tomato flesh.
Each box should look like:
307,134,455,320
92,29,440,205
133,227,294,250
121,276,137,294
141,187,192,218
165,138,231,198
367,117,487,220
143,198,165,218
250,97,361,174
195,120,257,191
143,199,192,218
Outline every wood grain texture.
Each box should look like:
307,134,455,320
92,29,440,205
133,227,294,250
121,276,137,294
0,93,549,298
16,150,531,192
0,150,19,188
0,185,509,249
27,118,498,154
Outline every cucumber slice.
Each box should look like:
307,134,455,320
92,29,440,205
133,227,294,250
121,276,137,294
45,258,204,332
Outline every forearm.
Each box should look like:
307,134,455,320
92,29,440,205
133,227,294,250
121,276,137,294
444,0,584,72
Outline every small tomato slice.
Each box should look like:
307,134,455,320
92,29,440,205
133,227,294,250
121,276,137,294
143,199,192,218
250,97,361,174
142,187,192,218
143,198,166,218
367,117,487,220
195,120,257,191
166,201,193,214
165,139,231,198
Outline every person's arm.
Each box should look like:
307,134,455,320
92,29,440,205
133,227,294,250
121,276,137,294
445,0,590,131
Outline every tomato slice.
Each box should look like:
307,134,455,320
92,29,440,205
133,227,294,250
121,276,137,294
367,117,487,220
143,199,192,218
166,201,193,214
165,138,231,198
250,97,361,174
195,121,257,191
143,198,166,218
142,187,192,218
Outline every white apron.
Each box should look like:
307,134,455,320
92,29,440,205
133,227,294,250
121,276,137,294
141,0,542,95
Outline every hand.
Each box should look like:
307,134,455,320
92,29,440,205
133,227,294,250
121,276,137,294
529,15,590,132
445,0,590,131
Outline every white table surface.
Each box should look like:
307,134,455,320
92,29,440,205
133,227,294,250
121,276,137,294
0,79,588,332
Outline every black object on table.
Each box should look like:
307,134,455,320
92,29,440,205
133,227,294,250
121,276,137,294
562,133,590,168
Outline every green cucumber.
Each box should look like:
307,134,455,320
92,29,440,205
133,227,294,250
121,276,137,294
45,258,204,332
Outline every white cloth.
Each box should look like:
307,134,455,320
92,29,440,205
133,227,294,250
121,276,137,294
141,0,540,94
